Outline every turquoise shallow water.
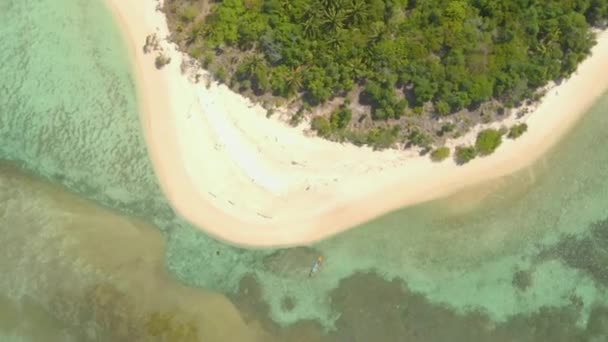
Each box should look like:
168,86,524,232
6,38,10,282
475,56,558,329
1,0,608,340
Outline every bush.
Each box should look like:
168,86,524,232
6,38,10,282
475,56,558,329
290,109,304,126
437,122,456,137
155,54,171,69
455,146,477,164
143,33,159,54
430,147,451,162
202,52,214,68
343,130,367,146
329,107,352,130
508,123,528,139
435,100,451,116
408,129,432,149
311,116,331,137
512,269,533,291
215,67,227,83
367,127,399,150
180,5,199,22
189,45,204,60
475,129,502,156
240,79,252,91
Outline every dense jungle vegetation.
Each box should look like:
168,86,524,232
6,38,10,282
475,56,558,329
164,0,607,155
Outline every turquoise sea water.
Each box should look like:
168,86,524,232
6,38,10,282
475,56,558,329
1,0,608,340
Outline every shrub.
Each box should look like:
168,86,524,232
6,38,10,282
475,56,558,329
240,79,252,91
455,146,477,164
419,146,432,156
408,129,432,149
512,269,533,291
475,129,502,156
367,127,399,150
343,130,367,146
430,147,450,162
143,34,159,54
437,122,456,137
189,45,204,60
290,109,304,126
311,116,331,137
202,52,214,68
180,5,199,22
508,123,528,139
215,67,227,83
435,100,451,116
154,54,171,69
329,107,352,130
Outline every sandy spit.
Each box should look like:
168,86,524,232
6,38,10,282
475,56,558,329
105,0,608,247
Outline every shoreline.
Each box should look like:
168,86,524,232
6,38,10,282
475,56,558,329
105,0,608,247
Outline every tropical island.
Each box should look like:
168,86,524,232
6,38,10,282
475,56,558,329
105,0,608,246
163,0,606,160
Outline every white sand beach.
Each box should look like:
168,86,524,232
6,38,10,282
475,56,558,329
106,0,608,247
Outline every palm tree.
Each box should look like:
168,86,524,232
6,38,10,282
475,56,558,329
368,22,385,44
346,57,367,81
345,0,367,27
320,0,339,11
325,29,347,49
322,6,346,32
302,13,321,39
279,0,294,14
284,66,304,97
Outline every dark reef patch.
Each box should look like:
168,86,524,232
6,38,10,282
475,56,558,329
229,272,608,341
512,269,534,291
538,217,608,287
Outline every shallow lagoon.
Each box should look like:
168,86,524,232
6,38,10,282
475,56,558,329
1,0,608,340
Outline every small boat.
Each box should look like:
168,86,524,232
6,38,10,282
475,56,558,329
308,256,324,277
